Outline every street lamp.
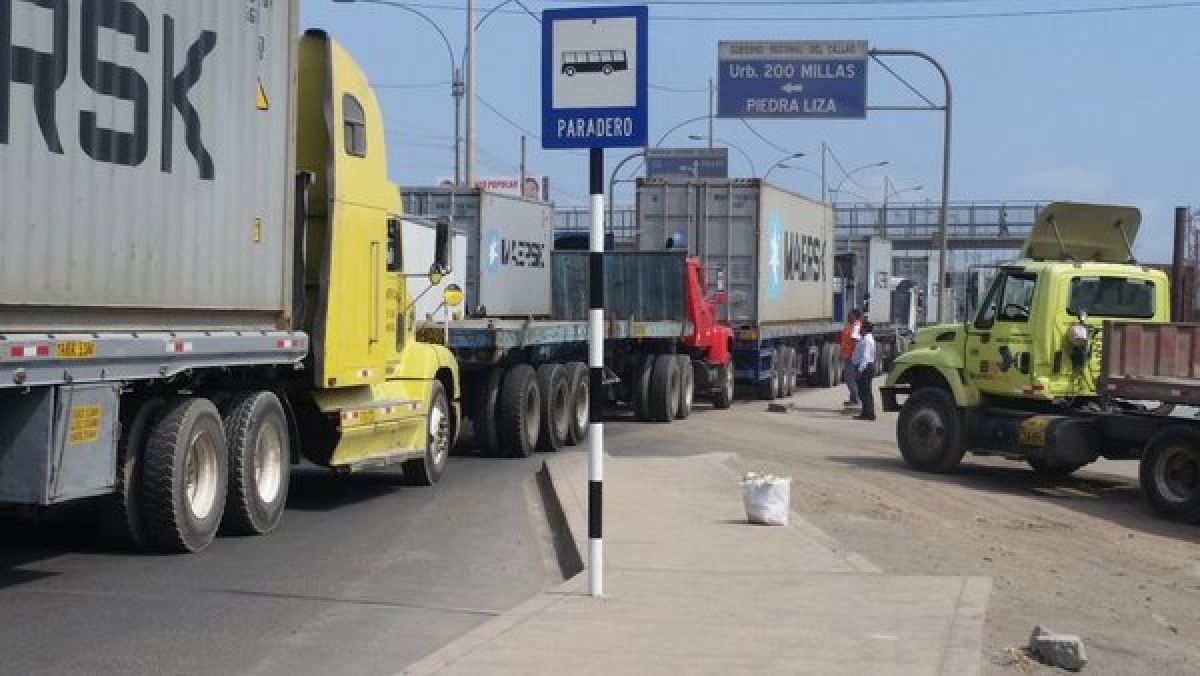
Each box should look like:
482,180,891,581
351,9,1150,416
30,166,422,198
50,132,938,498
762,152,805,182
832,161,889,202
881,177,923,234
333,0,465,185
654,115,711,148
688,135,756,177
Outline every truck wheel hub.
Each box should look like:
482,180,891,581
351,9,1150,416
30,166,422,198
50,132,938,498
1156,447,1199,504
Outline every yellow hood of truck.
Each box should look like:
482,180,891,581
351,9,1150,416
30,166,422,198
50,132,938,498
1021,202,1141,264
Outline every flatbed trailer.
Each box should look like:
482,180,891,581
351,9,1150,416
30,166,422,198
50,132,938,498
418,250,735,458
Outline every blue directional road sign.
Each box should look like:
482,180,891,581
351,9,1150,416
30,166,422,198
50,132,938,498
717,41,868,119
542,6,648,149
646,148,729,179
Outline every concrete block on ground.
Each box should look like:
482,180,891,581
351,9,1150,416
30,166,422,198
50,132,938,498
1028,625,1088,671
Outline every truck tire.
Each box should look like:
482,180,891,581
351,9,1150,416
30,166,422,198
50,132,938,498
536,364,570,452
633,354,656,421
649,354,681,422
896,388,966,473
498,364,540,458
101,397,165,550
1139,429,1200,523
780,348,795,397
405,380,452,485
805,345,821,386
473,367,505,456
675,355,694,419
221,391,290,536
565,361,589,446
757,350,779,400
1027,458,1086,479
712,361,734,410
816,343,837,388
141,398,229,553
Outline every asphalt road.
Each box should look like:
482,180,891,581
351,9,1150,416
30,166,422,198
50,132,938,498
0,444,566,676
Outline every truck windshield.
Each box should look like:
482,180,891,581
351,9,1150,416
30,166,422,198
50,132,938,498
1067,277,1156,319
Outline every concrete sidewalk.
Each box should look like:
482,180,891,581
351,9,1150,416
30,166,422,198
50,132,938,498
402,451,990,675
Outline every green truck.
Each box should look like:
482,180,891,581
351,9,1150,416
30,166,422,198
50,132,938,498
883,202,1200,523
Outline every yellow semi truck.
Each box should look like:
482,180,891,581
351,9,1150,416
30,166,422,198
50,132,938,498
0,1,460,552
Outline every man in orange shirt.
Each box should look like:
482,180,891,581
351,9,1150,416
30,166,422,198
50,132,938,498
840,308,863,408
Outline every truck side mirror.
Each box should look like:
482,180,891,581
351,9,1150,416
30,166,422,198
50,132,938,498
715,268,726,292
433,216,453,275
442,283,464,308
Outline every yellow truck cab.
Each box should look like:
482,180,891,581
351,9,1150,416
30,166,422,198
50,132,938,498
882,203,1169,475
293,31,461,480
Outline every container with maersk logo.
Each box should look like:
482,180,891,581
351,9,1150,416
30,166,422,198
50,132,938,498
635,178,834,327
401,188,553,317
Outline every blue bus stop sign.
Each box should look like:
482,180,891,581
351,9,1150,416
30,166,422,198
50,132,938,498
542,6,648,149
717,41,868,119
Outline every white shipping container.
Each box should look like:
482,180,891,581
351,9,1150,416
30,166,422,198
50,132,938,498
0,0,298,331
635,179,834,325
401,219,467,322
401,188,553,317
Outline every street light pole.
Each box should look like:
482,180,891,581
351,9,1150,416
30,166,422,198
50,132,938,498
333,0,463,184
465,0,475,188
870,48,953,322
762,152,805,181
654,115,711,148
833,160,889,201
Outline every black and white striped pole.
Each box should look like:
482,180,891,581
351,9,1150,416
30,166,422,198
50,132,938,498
588,147,605,597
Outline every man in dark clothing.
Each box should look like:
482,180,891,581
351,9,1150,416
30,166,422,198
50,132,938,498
852,321,877,421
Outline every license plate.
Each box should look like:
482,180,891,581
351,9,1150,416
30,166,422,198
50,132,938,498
56,341,96,359
1018,418,1049,447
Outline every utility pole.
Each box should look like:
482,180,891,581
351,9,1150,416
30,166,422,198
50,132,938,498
465,0,476,188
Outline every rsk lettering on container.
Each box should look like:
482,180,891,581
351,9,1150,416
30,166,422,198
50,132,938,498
0,0,218,179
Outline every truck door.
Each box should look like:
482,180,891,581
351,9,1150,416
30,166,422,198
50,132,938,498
966,269,1038,395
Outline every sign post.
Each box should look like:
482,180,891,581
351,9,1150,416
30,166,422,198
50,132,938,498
717,41,868,119
543,5,648,599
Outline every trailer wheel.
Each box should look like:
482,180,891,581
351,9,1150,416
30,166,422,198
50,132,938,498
473,367,505,456
712,361,734,410
816,343,837,388
498,364,541,458
564,362,590,446
633,354,657,421
757,349,779,401
141,398,228,553
1027,458,1085,479
101,397,166,550
676,355,694,419
221,391,290,536
536,364,570,452
780,348,796,397
805,345,821,386
1140,429,1200,523
896,388,966,474
648,354,681,422
772,350,787,399
405,381,452,485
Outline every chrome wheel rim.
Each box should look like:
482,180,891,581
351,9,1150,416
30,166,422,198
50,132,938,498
185,427,220,520
255,420,284,504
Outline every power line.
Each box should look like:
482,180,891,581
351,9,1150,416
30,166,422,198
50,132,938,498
648,1,1200,20
402,0,1200,21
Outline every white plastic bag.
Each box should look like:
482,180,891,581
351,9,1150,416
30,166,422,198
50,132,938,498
742,473,791,526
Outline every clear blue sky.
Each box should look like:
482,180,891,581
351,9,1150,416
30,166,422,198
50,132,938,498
302,0,1200,262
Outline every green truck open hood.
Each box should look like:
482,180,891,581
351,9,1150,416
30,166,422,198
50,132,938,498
1021,202,1141,263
